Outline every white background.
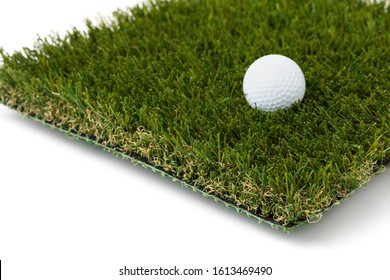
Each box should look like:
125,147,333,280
0,1,389,279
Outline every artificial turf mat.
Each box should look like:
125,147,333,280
0,0,389,230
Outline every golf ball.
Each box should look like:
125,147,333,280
243,54,305,112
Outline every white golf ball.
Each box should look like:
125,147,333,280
243,54,305,112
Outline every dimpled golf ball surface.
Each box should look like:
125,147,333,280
243,54,305,112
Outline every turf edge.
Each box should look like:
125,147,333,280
3,105,388,233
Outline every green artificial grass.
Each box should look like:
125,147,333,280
0,0,389,230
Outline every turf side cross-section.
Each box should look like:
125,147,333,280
0,0,389,230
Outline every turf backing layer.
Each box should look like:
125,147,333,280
1,0,389,230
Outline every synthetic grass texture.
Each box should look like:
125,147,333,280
0,0,389,230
